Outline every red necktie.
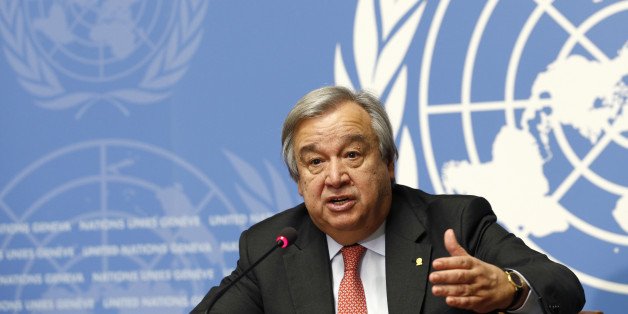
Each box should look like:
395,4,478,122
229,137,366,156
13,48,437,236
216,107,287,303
338,244,367,314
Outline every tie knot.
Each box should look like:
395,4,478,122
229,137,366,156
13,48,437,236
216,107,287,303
341,244,366,271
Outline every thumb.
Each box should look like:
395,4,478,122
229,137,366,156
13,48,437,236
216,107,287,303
444,229,469,257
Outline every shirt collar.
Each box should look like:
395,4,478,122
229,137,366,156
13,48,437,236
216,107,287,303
327,221,386,260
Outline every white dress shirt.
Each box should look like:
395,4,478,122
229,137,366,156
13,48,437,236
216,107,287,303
328,223,388,313
326,222,542,313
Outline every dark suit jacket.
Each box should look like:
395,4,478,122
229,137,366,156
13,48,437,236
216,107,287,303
192,184,584,313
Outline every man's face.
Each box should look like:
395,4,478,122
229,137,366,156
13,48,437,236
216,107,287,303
293,101,394,245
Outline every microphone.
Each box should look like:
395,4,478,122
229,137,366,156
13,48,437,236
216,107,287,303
202,227,298,314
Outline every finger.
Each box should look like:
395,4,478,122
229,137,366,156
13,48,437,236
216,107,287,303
429,269,473,285
431,283,474,297
444,229,469,257
445,296,482,311
432,255,475,270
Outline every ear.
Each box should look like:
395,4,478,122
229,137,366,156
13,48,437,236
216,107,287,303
297,179,304,196
387,160,395,180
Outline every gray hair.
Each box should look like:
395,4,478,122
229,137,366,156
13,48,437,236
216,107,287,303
281,86,398,181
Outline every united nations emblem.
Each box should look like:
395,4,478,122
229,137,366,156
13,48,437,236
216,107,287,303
337,0,628,298
0,139,238,310
0,0,207,118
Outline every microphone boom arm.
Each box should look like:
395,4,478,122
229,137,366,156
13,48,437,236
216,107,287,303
201,227,297,314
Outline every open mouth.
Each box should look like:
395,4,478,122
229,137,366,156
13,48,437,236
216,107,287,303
330,197,350,205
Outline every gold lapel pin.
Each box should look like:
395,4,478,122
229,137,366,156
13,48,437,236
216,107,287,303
415,257,423,266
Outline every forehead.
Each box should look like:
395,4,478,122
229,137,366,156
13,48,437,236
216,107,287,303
293,101,374,144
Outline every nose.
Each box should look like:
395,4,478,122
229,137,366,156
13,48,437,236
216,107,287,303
325,159,349,188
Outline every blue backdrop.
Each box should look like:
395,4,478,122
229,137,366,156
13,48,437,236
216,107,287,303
1,0,627,312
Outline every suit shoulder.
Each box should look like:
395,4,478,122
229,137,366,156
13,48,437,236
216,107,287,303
394,184,486,206
393,184,493,221
243,203,308,243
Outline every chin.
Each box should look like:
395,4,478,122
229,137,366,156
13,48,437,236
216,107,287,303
326,217,365,232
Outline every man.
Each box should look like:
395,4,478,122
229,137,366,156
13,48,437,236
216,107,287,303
192,86,584,313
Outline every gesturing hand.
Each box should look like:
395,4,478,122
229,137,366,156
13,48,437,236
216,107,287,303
428,229,517,313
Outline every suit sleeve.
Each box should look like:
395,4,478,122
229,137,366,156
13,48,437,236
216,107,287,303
459,197,585,314
190,229,264,314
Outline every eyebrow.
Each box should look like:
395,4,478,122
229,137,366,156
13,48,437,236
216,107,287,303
298,134,370,159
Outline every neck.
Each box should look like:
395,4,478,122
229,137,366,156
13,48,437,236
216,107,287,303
329,221,386,246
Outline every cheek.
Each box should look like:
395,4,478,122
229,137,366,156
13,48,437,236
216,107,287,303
299,176,323,198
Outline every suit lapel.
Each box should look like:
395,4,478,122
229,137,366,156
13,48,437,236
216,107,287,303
283,218,335,314
282,186,432,313
386,187,432,313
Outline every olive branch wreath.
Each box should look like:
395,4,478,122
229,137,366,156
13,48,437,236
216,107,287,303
334,0,425,187
0,0,207,118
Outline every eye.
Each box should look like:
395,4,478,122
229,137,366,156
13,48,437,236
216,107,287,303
310,158,322,165
346,151,359,159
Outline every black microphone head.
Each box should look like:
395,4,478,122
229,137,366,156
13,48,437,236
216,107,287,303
276,227,298,248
